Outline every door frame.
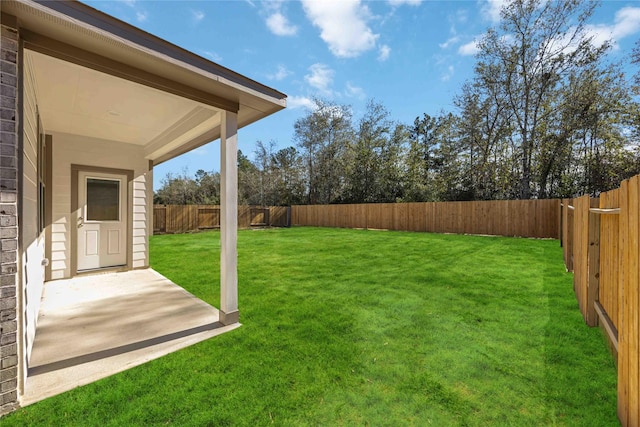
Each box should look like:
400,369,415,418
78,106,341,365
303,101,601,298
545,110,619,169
71,164,134,276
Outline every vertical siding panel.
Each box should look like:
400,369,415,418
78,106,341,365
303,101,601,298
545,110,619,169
22,53,45,361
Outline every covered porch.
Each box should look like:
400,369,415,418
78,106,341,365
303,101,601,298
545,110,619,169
22,269,239,406
0,0,286,412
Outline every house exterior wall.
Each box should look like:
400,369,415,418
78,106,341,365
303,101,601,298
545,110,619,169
50,132,151,279
21,48,45,368
0,15,20,413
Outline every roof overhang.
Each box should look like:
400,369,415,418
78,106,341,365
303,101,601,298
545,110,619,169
2,0,287,165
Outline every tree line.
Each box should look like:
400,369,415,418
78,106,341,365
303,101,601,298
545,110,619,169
155,0,640,206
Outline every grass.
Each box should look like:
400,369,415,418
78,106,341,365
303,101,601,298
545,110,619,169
4,227,618,426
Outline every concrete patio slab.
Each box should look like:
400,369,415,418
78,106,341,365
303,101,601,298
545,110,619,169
22,269,240,406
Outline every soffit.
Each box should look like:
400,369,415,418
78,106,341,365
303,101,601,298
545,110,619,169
27,49,220,161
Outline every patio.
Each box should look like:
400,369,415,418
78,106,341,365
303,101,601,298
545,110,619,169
22,269,239,406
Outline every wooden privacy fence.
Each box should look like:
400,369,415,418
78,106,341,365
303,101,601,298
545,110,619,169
562,174,640,427
153,205,290,234
292,199,560,238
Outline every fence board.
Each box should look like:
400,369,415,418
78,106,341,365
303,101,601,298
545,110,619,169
403,203,419,232
561,198,574,271
620,179,630,424
153,205,290,233
627,176,640,426
291,199,561,238
587,197,600,327
557,173,640,427
394,203,409,231
269,206,289,227
154,206,166,233
198,207,220,229
573,195,590,320
599,190,619,332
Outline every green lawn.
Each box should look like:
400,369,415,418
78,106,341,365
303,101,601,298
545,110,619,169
4,227,617,426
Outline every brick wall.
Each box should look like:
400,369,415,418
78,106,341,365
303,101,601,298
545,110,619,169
0,16,20,414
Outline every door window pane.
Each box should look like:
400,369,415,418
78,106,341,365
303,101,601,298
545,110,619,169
86,178,120,221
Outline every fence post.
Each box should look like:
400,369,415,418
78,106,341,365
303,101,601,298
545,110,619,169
559,200,563,246
587,197,600,327
567,199,574,272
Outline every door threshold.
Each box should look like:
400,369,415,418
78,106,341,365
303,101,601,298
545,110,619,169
75,266,128,277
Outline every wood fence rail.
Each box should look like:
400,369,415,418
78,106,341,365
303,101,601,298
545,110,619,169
291,199,560,239
561,174,640,427
153,205,290,234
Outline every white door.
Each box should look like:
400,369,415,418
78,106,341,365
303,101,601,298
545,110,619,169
77,171,128,271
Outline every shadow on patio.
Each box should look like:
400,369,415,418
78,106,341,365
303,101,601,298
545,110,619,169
22,269,239,406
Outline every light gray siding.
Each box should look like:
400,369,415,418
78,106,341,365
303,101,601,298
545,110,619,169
21,52,45,365
50,132,151,279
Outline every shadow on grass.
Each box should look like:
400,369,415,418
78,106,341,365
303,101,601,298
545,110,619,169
542,244,618,426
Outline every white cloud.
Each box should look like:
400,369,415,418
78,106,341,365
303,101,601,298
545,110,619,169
456,8,468,24
585,6,640,49
287,96,315,109
441,65,454,82
481,0,508,23
266,12,298,36
544,6,640,60
191,9,205,23
378,44,391,61
388,0,421,6
301,0,379,58
117,0,148,24
458,39,480,56
304,63,335,95
439,36,460,49
611,6,640,40
136,11,148,22
200,50,222,62
345,82,366,99
268,65,291,81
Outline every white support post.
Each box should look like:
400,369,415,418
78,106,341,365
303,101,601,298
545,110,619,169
219,111,239,325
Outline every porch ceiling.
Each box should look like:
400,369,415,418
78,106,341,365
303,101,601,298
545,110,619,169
27,49,220,162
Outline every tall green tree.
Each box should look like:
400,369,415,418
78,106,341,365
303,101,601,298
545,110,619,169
344,100,393,203
237,149,260,205
378,122,407,203
194,169,220,204
154,169,198,205
272,146,306,205
404,114,439,201
294,99,353,204
455,82,514,199
476,0,608,198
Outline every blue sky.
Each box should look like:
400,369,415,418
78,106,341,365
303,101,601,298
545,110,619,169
83,0,640,190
